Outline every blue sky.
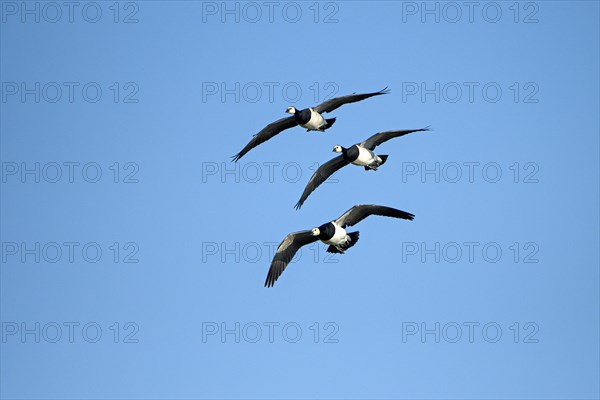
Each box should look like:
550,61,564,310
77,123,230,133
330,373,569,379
1,1,599,399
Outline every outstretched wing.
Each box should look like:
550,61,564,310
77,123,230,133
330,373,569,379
294,155,349,210
232,116,297,162
265,230,319,288
360,127,430,150
335,204,415,228
312,87,390,114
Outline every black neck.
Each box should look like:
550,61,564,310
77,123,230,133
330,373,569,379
317,222,335,241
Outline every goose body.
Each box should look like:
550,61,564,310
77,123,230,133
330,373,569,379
232,87,390,162
294,127,430,209
264,205,415,287
340,145,382,167
313,221,352,252
289,107,328,131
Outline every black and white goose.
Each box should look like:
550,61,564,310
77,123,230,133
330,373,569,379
264,204,414,287
232,87,390,162
294,128,430,209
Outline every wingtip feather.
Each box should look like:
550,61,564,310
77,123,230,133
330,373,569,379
264,274,274,288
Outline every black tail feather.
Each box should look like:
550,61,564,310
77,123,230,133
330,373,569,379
326,245,343,254
345,231,360,250
325,117,336,129
378,155,388,165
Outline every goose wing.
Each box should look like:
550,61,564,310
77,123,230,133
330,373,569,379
334,204,415,228
312,87,390,114
294,155,349,210
360,127,430,150
232,116,297,162
265,230,319,288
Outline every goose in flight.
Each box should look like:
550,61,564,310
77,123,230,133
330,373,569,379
294,127,430,209
232,87,390,162
264,204,414,287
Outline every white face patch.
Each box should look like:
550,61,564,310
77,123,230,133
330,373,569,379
333,145,342,153
286,107,296,114
311,228,320,236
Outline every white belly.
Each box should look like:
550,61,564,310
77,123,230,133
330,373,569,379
351,146,378,166
323,223,347,245
301,109,326,130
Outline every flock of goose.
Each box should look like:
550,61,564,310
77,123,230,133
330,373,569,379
232,88,429,287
